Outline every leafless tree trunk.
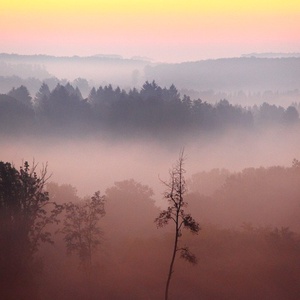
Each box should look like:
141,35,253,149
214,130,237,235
155,150,200,300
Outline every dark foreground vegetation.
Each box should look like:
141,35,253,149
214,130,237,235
0,81,299,140
1,159,300,300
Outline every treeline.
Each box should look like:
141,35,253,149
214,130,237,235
183,88,300,107
1,74,300,109
0,75,91,97
0,81,299,139
1,160,300,299
188,159,300,230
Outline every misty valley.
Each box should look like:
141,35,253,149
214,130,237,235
1,56,300,300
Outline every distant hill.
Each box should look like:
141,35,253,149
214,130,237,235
0,53,149,63
1,53,300,106
242,53,300,58
145,57,300,92
0,53,150,87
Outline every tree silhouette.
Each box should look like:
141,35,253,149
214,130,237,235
0,161,62,298
61,191,106,269
7,85,32,107
2,80,299,138
105,179,159,238
155,150,200,300
0,94,35,134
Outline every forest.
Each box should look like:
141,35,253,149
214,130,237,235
0,81,299,140
1,75,300,300
1,156,300,300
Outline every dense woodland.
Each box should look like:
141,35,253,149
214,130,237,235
1,158,300,299
0,81,299,139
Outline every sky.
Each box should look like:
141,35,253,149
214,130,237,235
1,0,300,62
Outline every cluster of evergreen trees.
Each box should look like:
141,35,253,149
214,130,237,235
0,81,299,137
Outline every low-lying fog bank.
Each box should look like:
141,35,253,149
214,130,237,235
1,125,299,202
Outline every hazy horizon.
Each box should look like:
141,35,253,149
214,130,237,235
1,1,300,63
2,51,300,63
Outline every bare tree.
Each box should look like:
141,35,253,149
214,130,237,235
155,150,200,300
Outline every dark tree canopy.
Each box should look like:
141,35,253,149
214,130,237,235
7,85,32,107
0,94,34,134
0,161,62,298
0,81,299,139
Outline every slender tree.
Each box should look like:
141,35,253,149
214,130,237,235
155,150,200,300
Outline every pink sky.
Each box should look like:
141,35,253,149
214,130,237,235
1,1,300,62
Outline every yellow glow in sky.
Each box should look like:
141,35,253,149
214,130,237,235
2,0,300,14
1,0,300,62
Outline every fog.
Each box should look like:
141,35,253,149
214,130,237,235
1,125,299,203
2,126,300,299
1,55,300,299
1,54,300,107
0,54,149,92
